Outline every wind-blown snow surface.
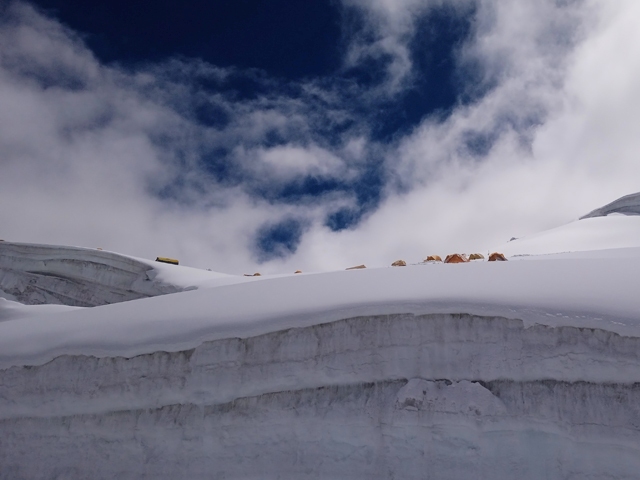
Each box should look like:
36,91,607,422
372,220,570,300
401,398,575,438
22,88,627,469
2,245,640,478
581,191,640,219
498,191,640,257
0,241,243,308
499,214,640,256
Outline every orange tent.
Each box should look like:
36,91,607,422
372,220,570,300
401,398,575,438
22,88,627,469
488,252,507,262
444,253,469,264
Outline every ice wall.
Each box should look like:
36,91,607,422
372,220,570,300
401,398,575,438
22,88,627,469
2,313,640,479
581,191,640,218
0,242,182,306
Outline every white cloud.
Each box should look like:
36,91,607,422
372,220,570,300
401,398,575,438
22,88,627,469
340,0,474,94
281,0,640,271
1,0,640,276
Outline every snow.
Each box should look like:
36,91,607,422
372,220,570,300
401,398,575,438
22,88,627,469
3,193,640,478
3,309,640,478
132,252,251,290
0,297,80,321
580,191,640,218
496,190,640,257
0,241,252,308
1,246,640,369
498,212,640,256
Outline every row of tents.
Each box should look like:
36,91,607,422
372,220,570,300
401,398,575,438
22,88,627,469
155,252,507,276
427,252,507,263
345,252,507,270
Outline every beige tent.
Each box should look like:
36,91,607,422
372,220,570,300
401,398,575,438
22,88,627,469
391,260,407,267
424,255,442,262
156,256,179,265
469,253,485,260
346,264,366,270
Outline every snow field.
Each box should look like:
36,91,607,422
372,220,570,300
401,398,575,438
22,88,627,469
4,192,640,479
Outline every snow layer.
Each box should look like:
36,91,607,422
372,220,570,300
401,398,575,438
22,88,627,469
1,247,640,369
3,224,640,477
581,191,640,218
497,191,640,257
3,313,640,419
2,313,640,478
3,380,640,479
0,241,241,307
0,297,80,322
498,215,640,256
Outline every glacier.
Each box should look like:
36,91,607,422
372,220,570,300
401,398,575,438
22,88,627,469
3,191,640,480
0,241,243,308
581,191,640,218
2,313,640,479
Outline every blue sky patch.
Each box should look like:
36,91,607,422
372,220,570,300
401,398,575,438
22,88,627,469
254,218,306,262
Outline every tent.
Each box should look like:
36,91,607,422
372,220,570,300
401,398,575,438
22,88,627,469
156,257,179,265
444,254,469,264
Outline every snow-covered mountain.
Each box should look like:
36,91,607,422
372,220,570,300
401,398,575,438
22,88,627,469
2,193,640,479
498,191,640,256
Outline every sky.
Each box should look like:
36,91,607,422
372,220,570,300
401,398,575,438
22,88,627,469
1,0,639,274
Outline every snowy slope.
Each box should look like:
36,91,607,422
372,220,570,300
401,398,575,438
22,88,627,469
1,248,640,368
497,191,640,256
3,195,640,478
498,215,640,256
2,248,640,478
0,241,242,307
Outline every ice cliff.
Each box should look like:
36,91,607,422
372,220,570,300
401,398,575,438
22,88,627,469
2,313,640,479
0,242,228,307
581,191,640,218
499,191,640,256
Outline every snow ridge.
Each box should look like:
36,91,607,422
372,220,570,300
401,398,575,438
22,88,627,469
580,191,640,219
0,242,182,306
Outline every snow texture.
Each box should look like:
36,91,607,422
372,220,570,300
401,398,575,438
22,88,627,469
2,313,640,478
498,215,640,256
4,191,640,479
581,191,640,218
2,247,640,369
499,191,640,257
0,241,240,307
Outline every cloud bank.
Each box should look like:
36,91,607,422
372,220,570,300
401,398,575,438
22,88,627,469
1,0,639,273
